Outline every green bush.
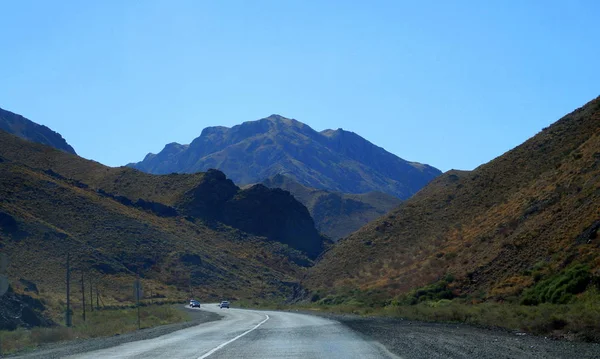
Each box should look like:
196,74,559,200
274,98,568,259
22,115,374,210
395,277,456,305
521,263,592,305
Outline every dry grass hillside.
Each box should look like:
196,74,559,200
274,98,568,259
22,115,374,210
0,131,324,258
307,96,600,302
0,131,324,328
0,130,205,205
0,157,305,301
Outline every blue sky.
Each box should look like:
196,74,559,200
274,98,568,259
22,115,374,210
1,1,598,172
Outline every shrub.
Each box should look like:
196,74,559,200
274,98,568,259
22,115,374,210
521,263,592,305
395,277,456,305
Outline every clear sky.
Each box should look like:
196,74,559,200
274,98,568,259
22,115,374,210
1,1,598,172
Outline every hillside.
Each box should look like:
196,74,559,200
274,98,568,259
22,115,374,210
262,174,402,240
128,115,441,199
0,130,324,259
307,96,600,302
0,107,76,154
0,129,328,326
0,157,306,320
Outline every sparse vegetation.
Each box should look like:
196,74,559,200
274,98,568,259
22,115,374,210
394,275,456,305
307,96,600,309
0,305,188,354
243,285,600,342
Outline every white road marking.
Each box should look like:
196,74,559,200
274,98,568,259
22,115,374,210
197,314,270,359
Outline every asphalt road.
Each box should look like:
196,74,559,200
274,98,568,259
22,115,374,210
65,304,397,359
14,304,600,358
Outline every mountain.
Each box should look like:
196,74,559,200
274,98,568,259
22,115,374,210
261,174,402,240
0,107,76,154
0,126,325,258
129,115,441,199
0,127,327,324
307,96,600,302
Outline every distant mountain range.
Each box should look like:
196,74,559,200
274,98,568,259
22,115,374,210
0,107,76,154
261,174,402,240
128,115,441,200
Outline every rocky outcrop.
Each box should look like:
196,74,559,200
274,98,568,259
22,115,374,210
177,170,324,258
223,185,324,258
0,286,54,330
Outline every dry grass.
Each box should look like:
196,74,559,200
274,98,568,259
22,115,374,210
0,134,308,313
0,305,188,355
307,96,600,302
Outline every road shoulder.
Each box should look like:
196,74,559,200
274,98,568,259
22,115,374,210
289,311,600,359
10,306,221,359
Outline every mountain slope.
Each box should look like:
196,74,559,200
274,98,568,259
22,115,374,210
129,115,441,199
262,174,402,240
0,153,306,308
307,96,600,301
0,107,76,154
0,129,324,258
0,128,329,320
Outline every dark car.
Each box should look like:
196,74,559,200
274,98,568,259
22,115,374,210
189,300,201,308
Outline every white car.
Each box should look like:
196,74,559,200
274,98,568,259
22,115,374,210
219,301,230,309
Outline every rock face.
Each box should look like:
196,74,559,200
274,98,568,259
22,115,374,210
179,170,324,258
0,107,76,154
129,115,441,199
262,174,402,240
0,286,54,330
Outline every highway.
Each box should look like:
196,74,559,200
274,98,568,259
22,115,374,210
66,304,398,359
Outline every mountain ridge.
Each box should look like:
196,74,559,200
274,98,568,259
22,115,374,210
129,115,441,199
0,107,76,154
261,174,402,240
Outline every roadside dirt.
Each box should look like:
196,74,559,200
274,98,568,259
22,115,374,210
323,314,600,359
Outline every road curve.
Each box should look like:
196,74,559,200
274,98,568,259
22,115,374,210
66,304,398,359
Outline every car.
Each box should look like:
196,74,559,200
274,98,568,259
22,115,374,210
189,300,201,308
219,301,230,309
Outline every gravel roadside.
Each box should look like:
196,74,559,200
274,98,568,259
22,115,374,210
306,312,600,359
9,306,221,359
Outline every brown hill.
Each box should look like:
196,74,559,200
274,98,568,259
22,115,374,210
307,96,600,302
0,130,324,258
0,130,325,325
0,156,305,308
262,174,402,240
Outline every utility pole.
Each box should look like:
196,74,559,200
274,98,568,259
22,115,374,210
0,253,10,357
96,284,100,310
81,272,86,322
89,276,93,312
66,252,72,327
134,275,142,330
